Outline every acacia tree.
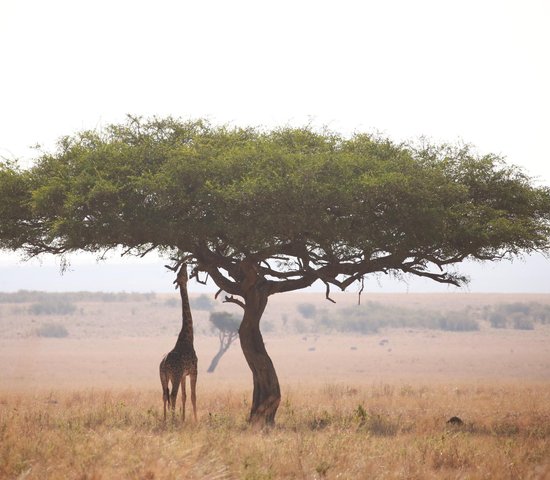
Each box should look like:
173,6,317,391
207,311,241,373
1,116,549,425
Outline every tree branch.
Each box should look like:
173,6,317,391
267,268,318,295
26,242,69,257
324,281,336,303
258,263,309,280
139,244,158,258
190,267,209,285
195,242,242,296
358,276,365,306
402,267,465,286
223,295,245,309
205,265,241,295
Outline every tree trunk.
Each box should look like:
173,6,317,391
239,290,281,426
207,333,235,373
207,348,226,373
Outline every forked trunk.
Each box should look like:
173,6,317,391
207,335,233,373
239,291,281,426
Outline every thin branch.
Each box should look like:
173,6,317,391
190,267,209,285
403,267,464,286
27,242,69,257
120,245,134,257
267,269,318,295
358,276,365,306
223,295,245,309
215,288,223,300
324,281,336,304
333,253,406,290
423,253,467,267
97,246,116,261
258,264,309,279
139,244,158,258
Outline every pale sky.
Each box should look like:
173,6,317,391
0,0,549,292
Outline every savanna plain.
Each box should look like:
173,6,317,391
1,291,550,479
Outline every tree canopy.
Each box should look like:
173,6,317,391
2,117,549,286
2,116,549,424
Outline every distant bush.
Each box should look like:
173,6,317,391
311,302,479,334
163,297,179,308
297,303,317,319
190,294,216,311
499,303,531,315
483,302,550,329
332,314,380,334
93,292,156,302
488,312,507,328
209,311,241,333
0,290,155,303
29,300,77,316
294,318,309,334
512,314,534,330
437,315,479,332
35,322,69,338
261,319,275,333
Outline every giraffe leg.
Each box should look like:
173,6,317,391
159,358,169,422
190,371,198,422
163,382,171,421
170,377,181,418
181,375,187,422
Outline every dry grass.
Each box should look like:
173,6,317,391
2,293,550,478
1,383,549,479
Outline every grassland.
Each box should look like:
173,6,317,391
1,292,550,478
1,383,549,479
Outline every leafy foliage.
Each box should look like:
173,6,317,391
209,311,241,333
1,116,549,295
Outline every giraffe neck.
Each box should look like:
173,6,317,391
174,264,194,349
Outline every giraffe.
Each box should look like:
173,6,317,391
159,264,198,422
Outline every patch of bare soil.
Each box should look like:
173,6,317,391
1,326,549,393
2,292,550,393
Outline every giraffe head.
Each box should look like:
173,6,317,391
175,264,189,290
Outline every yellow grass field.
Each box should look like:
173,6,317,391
1,383,549,479
1,293,550,478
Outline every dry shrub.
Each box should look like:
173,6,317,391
34,322,69,338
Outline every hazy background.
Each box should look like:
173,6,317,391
0,253,548,293
1,0,549,292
